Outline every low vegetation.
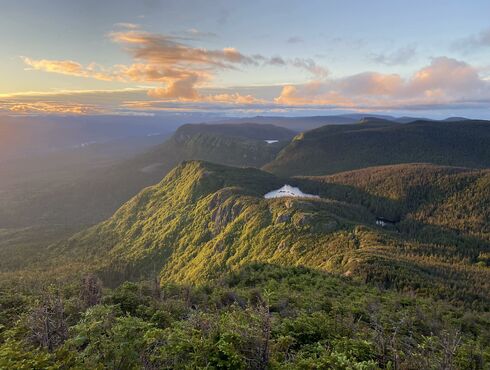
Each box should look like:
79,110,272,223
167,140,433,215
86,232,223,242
1,264,488,369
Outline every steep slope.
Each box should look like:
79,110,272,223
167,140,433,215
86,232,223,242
0,123,295,228
264,119,490,176
131,122,295,176
55,161,490,307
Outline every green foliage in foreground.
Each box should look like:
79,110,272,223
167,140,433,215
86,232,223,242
1,264,489,369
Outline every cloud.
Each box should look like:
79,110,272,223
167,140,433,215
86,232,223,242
184,28,217,38
114,22,140,29
369,45,416,66
22,28,327,103
291,58,329,80
206,93,265,104
452,28,490,53
0,100,105,115
0,88,150,116
0,87,148,101
110,30,257,68
22,57,114,81
287,36,303,44
121,93,267,112
22,29,261,101
109,30,267,100
264,57,328,79
275,57,490,109
407,57,483,96
275,83,355,107
268,56,286,66
336,72,403,96
147,74,200,99
21,27,489,114
18,53,490,114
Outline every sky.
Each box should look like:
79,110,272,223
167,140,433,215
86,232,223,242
1,0,490,118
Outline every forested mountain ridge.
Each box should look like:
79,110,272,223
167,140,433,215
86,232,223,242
264,119,490,176
47,161,489,309
300,163,490,241
1,160,489,369
131,122,295,176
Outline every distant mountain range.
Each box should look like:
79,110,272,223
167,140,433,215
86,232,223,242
0,113,471,161
264,119,490,176
216,114,467,131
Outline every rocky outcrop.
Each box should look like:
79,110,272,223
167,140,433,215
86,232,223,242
209,188,244,234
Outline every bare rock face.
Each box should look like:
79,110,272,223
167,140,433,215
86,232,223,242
293,213,315,227
208,188,237,210
284,199,316,210
209,188,243,234
275,213,291,223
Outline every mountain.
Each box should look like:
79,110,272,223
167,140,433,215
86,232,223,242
214,114,439,131
3,161,489,369
217,115,360,131
131,122,295,176
216,114,395,131
0,123,295,228
53,161,489,308
264,119,490,176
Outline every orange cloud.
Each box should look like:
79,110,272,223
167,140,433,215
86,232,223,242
407,57,482,95
147,74,200,100
205,93,265,104
275,83,355,107
0,101,104,115
22,30,265,102
22,57,114,81
110,30,263,100
21,28,330,104
275,57,490,109
110,30,257,68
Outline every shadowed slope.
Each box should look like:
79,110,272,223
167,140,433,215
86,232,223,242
264,120,490,176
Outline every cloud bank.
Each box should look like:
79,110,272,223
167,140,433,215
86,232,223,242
276,57,490,110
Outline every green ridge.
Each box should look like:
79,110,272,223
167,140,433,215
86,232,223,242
264,120,490,176
51,161,489,309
